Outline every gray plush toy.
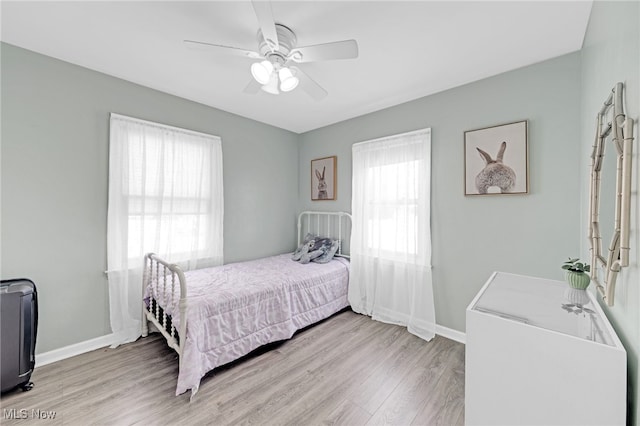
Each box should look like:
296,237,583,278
292,234,340,264
292,233,316,261
299,237,334,264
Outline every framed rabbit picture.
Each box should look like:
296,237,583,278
311,156,337,200
464,120,529,195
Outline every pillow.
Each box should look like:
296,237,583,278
312,239,340,264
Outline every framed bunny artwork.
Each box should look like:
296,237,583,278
311,156,337,200
464,120,529,196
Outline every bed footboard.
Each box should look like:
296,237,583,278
142,253,188,359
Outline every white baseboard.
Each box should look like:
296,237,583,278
35,323,466,368
35,333,120,367
436,324,466,344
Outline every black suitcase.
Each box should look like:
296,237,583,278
0,278,38,393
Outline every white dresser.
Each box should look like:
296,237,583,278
465,272,626,426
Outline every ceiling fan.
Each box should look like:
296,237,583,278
184,0,359,100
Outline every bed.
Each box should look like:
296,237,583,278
141,211,352,397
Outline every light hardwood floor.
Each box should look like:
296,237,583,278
0,310,465,425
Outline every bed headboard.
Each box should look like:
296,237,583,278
297,211,352,258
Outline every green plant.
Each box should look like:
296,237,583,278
562,257,591,273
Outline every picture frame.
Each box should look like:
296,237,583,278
311,156,337,201
464,120,528,196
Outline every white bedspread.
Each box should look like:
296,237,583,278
147,253,349,396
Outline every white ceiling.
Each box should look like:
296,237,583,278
1,1,592,134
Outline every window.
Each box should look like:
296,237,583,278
351,130,430,265
349,128,435,341
124,134,218,261
365,159,421,259
106,113,223,344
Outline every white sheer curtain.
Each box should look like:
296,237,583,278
107,113,224,345
349,128,435,341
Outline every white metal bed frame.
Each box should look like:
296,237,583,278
297,210,352,259
141,210,352,385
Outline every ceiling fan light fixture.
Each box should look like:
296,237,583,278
278,67,299,92
261,72,280,95
251,60,274,85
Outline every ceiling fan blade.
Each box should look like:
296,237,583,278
184,40,261,59
289,40,358,63
251,0,279,51
292,67,328,101
243,78,262,94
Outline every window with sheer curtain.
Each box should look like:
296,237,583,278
107,114,223,345
364,159,422,260
348,128,435,341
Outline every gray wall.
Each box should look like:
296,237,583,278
298,52,582,333
580,2,639,424
1,43,299,353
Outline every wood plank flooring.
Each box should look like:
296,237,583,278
0,310,465,425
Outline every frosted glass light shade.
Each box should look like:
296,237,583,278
261,72,280,95
278,67,299,92
251,60,274,85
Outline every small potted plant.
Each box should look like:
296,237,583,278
561,257,591,290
